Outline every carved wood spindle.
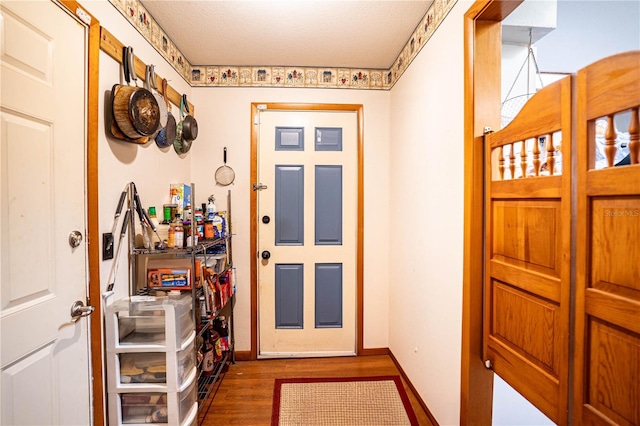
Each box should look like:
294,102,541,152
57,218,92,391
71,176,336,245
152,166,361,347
605,114,617,168
520,140,528,178
509,143,516,179
498,146,505,180
629,107,639,165
546,133,555,176
533,136,541,176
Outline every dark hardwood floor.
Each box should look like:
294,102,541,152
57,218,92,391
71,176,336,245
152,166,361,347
198,355,435,425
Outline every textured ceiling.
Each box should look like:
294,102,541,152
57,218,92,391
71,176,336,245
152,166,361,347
139,1,433,69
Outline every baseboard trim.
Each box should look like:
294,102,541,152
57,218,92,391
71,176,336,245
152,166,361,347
388,349,440,426
359,347,390,356
234,350,252,361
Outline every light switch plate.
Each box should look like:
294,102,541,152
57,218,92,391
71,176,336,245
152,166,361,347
103,233,114,260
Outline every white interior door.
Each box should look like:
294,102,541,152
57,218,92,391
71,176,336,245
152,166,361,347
0,1,92,424
257,108,357,357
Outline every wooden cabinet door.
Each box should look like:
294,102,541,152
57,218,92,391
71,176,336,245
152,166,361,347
574,51,640,426
484,77,573,425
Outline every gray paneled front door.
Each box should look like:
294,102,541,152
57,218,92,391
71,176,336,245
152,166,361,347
257,109,357,357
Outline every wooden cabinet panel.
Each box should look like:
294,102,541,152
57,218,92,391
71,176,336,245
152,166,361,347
591,198,640,292
587,320,640,426
492,201,559,271
491,282,558,371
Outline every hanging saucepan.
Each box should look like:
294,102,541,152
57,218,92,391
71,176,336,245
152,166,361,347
173,95,193,155
112,46,160,139
174,135,192,155
181,94,198,142
145,64,166,139
155,78,176,148
109,46,148,144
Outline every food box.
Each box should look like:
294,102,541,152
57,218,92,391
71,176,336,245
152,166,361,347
169,184,191,217
148,268,191,290
211,211,227,238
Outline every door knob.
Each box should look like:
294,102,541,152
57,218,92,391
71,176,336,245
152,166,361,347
68,230,83,248
261,250,271,260
70,300,94,321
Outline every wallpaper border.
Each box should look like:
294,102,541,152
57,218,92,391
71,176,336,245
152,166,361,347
108,0,457,90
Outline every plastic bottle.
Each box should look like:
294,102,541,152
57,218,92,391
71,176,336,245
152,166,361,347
167,219,176,248
183,220,192,247
201,329,214,375
147,207,160,245
148,206,160,229
195,207,204,240
207,196,216,220
172,214,184,249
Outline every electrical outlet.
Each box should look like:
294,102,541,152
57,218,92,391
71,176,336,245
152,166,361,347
103,233,114,260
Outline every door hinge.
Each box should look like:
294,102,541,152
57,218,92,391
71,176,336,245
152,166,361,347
75,7,92,25
483,126,494,135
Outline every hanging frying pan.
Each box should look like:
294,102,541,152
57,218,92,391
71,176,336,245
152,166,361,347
109,46,148,144
215,147,235,186
181,94,198,142
112,46,160,139
155,78,176,148
173,95,188,154
145,64,166,139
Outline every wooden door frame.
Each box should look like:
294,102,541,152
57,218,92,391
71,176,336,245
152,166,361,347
461,1,522,423
249,103,364,360
57,1,102,425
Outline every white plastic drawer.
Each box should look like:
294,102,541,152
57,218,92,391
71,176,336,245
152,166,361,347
176,344,196,387
119,352,166,385
178,378,197,422
106,295,194,349
107,332,195,391
119,392,168,424
109,374,196,426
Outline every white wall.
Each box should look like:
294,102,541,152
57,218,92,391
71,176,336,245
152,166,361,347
535,0,640,73
388,1,468,424
189,87,391,352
